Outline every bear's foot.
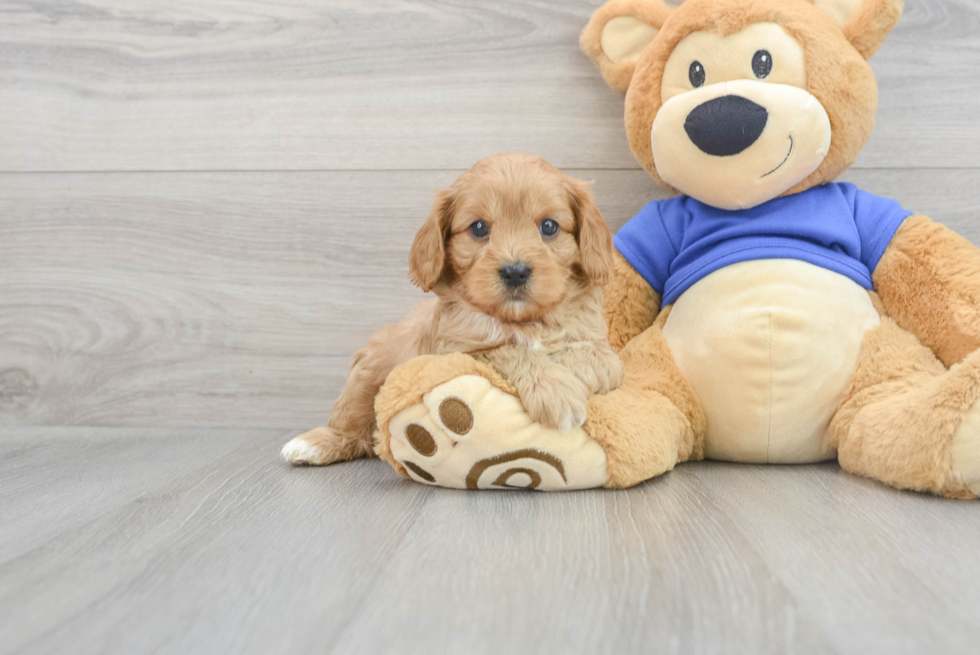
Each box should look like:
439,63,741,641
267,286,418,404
375,354,609,491
951,398,980,498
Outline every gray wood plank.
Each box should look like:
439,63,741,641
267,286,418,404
2,168,978,429
331,467,831,655
0,0,977,172
1,428,977,655
689,463,980,655
0,426,273,563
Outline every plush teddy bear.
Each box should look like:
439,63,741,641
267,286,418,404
373,0,980,498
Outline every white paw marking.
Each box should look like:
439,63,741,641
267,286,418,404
280,438,324,464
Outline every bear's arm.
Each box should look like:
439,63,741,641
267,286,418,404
603,251,661,352
873,214,980,367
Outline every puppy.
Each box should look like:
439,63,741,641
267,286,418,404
281,153,625,466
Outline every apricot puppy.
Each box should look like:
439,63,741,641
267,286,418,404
281,153,624,466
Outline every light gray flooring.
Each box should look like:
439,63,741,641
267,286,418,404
3,428,980,655
1,1,979,653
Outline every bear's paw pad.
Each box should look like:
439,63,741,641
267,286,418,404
951,397,980,497
388,375,608,491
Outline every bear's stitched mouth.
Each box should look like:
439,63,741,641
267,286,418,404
760,135,794,178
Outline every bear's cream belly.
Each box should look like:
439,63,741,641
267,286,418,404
661,259,881,464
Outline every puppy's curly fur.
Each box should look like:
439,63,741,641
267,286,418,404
282,153,625,465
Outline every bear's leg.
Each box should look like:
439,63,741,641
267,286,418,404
586,321,708,488
375,323,706,490
829,315,980,499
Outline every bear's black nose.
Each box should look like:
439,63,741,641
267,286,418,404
499,262,532,289
684,95,768,156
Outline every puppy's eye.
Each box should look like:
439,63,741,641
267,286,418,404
539,218,559,238
752,50,772,79
689,61,705,88
469,220,489,239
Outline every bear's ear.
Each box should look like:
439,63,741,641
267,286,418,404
580,0,673,92
811,0,904,59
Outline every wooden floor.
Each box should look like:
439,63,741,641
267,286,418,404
3,429,980,655
1,1,979,653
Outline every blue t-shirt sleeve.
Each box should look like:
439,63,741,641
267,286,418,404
612,199,681,295
840,183,913,272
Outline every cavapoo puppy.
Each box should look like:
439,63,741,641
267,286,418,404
281,153,625,466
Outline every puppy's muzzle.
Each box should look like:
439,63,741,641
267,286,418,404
499,262,532,289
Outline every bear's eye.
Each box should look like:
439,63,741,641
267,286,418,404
539,218,559,238
752,50,773,78
469,220,489,239
689,61,706,88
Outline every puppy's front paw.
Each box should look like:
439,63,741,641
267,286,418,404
548,344,625,396
518,369,590,433
592,354,625,396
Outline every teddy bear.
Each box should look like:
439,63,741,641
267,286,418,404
371,0,980,498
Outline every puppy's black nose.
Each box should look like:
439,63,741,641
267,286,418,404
684,95,768,156
499,262,532,289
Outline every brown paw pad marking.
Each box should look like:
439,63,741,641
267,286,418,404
492,468,542,490
466,449,566,490
439,397,473,435
406,423,437,456
403,460,435,482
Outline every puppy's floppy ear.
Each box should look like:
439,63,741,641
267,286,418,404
580,0,673,92
567,179,615,287
409,189,455,292
810,0,904,59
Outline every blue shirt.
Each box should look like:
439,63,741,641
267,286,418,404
613,183,912,306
